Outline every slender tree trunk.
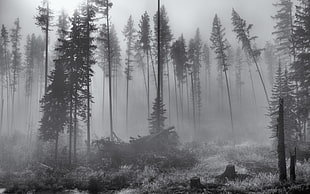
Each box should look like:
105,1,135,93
166,60,171,125
0,81,3,133
126,57,129,133
290,147,296,182
186,73,190,117
73,89,78,164
107,0,113,141
224,70,235,146
86,0,91,160
45,2,49,94
220,72,224,113
68,85,73,166
173,64,179,130
208,69,211,103
156,0,161,130
147,50,150,116
115,68,118,131
4,46,10,134
149,49,158,89
278,98,287,182
179,83,184,130
247,61,258,115
141,60,148,100
102,73,105,128
10,76,15,132
250,49,269,105
190,73,196,138
55,131,59,165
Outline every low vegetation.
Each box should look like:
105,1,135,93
1,138,310,193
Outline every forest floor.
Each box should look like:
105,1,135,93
124,141,310,194
1,141,310,193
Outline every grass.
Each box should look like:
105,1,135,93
1,141,310,193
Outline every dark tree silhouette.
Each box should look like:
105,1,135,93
231,9,269,105
292,0,310,141
123,15,136,132
272,0,295,63
10,18,22,132
35,0,53,94
138,11,152,116
210,14,235,145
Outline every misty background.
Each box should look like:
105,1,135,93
0,0,279,144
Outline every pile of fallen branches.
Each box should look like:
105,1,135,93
91,127,197,169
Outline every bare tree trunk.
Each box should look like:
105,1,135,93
73,89,78,164
10,78,15,132
149,49,158,89
166,60,171,125
278,98,287,182
190,73,196,138
55,131,59,165
250,49,269,104
173,64,179,130
45,1,49,94
179,84,184,130
126,57,129,133
147,50,150,117
86,0,91,160
290,147,296,182
186,73,190,118
0,82,3,133
102,73,105,128
68,89,73,166
107,0,113,141
224,70,235,146
247,62,258,115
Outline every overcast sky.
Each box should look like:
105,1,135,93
0,0,278,47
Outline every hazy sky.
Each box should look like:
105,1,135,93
0,0,280,141
0,0,277,47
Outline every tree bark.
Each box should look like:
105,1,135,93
190,73,196,138
278,98,287,182
290,147,296,182
224,70,235,146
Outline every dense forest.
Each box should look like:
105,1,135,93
0,0,310,193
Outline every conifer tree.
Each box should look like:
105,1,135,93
35,0,53,94
202,43,211,102
153,5,172,120
95,0,116,141
81,0,97,159
269,63,300,150
264,41,277,85
171,35,187,130
210,14,235,145
272,0,295,63
39,59,67,163
231,9,269,104
188,29,203,131
10,18,22,131
0,27,7,133
292,0,310,140
235,47,243,107
123,15,136,132
95,0,113,132
149,0,167,134
1,25,10,133
138,11,152,116
39,10,69,163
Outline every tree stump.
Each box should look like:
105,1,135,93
190,177,203,189
217,164,237,181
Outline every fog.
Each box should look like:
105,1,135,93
0,0,278,144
